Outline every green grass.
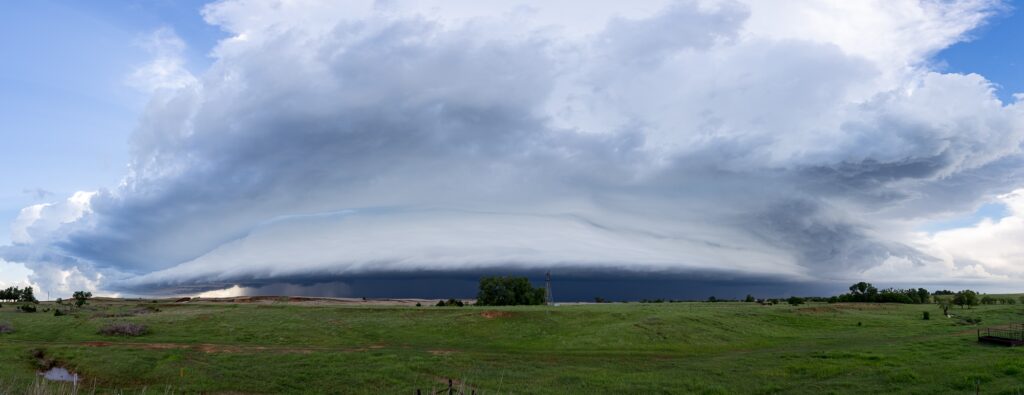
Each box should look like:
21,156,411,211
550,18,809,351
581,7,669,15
2,300,1024,393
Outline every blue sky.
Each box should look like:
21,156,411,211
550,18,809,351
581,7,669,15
0,0,222,245
3,1,1024,298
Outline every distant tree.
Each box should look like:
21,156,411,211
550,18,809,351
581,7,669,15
916,288,930,304
19,287,37,304
72,291,93,308
594,297,608,303
744,294,755,303
981,295,996,305
952,290,979,309
476,276,545,306
846,282,878,302
787,296,805,306
937,301,952,317
707,296,718,303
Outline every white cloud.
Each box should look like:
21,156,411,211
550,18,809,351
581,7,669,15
924,189,1024,278
10,191,95,244
0,259,34,289
127,28,198,92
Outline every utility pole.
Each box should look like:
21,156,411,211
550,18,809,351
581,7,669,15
545,271,554,306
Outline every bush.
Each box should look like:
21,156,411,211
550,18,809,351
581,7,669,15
0,323,13,334
54,309,66,317
98,322,149,336
476,276,546,306
415,302,421,307
787,296,805,306
436,298,464,307
922,311,930,320
17,304,37,313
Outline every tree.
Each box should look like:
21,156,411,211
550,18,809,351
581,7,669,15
476,276,546,306
952,290,979,309
744,294,755,303
847,282,878,302
937,301,951,317
73,291,93,308
18,287,37,304
916,288,930,304
787,296,805,306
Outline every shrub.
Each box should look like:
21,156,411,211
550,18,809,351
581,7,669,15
415,302,422,307
98,322,149,336
17,304,37,313
922,311,930,320
54,309,66,317
436,298,464,307
0,323,13,334
787,296,805,306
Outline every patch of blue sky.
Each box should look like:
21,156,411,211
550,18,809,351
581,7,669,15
933,0,1024,104
917,201,1011,234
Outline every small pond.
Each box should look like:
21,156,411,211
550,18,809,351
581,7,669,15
38,367,79,383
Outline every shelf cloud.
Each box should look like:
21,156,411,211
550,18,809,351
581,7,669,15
5,0,1024,297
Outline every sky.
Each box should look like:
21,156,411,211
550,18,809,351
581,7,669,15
1,0,1023,300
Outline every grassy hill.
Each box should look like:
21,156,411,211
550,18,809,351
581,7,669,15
1,298,1023,393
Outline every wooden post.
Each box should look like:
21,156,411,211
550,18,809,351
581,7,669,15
447,378,453,395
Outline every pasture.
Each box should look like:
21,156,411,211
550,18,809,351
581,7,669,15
1,298,1023,393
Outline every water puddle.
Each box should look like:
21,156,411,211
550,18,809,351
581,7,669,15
38,367,79,383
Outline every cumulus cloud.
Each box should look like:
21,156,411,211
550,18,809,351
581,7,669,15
4,0,1024,296
921,190,1024,279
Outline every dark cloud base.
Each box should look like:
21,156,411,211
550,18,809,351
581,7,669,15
126,269,850,301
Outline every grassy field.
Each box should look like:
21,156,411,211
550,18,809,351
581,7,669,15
1,298,1024,394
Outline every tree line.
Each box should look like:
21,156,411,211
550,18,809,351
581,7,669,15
0,286,37,303
832,282,931,304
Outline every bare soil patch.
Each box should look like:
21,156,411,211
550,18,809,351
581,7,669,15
480,311,513,319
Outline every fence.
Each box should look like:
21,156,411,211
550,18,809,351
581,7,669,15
978,323,1024,346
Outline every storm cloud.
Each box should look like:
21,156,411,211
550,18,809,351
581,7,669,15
6,0,1024,297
